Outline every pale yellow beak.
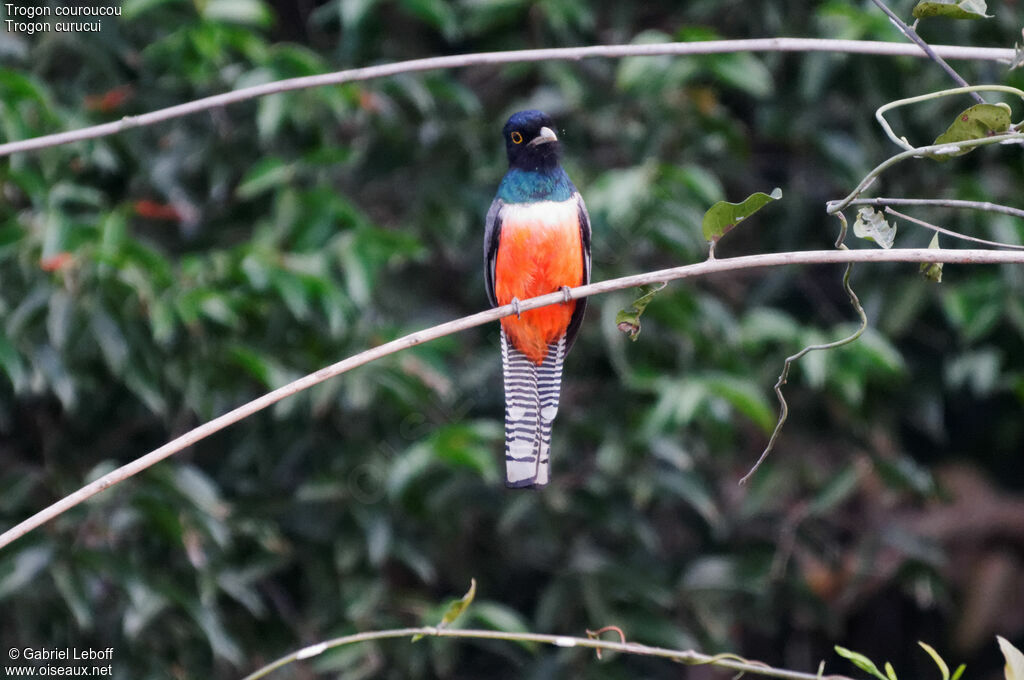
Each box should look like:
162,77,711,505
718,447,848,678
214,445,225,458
527,126,558,146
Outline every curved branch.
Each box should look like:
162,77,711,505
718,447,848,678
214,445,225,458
241,626,856,680
0,39,1015,158
3,248,1024,550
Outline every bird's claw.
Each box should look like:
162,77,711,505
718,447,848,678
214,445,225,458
560,286,573,303
510,297,522,318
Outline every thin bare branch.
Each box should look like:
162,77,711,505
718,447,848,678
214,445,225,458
0,39,1014,158
849,197,1024,220
869,0,985,103
3,247,1024,550
240,626,857,680
885,207,1024,249
826,131,1024,214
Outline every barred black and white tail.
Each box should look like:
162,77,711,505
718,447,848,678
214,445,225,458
501,329,567,488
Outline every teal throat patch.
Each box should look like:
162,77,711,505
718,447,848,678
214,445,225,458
497,167,575,204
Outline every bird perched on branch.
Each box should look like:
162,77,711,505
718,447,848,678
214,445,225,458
483,110,592,488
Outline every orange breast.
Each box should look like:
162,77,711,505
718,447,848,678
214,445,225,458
494,200,584,365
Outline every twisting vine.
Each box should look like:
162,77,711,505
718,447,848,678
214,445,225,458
742,21,1024,478
740,213,868,484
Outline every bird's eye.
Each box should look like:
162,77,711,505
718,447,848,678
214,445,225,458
510,131,523,144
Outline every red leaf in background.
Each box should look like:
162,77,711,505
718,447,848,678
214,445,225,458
134,199,181,221
358,89,381,112
84,85,134,113
40,252,73,272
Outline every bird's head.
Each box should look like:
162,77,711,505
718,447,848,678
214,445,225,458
502,110,561,170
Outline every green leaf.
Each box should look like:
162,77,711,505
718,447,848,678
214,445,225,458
36,345,76,410
708,53,774,98
951,664,966,680
702,187,782,243
918,642,949,680
439,578,476,628
740,308,800,346
201,0,272,26
854,328,906,375
912,0,991,19
999,636,1024,680
0,546,54,600
586,161,657,227
399,0,460,39
229,345,272,386
808,463,860,515
885,661,899,680
617,31,696,93
0,330,25,389
51,564,93,628
658,470,720,528
257,93,288,140
199,293,239,327
0,224,25,254
703,374,774,432
91,310,129,375
470,602,536,651
853,207,896,249
124,579,170,639
413,579,476,641
920,233,943,282
237,158,295,199
430,423,501,482
124,364,167,415
616,283,667,341
191,606,243,664
941,279,1003,342
930,103,1011,160
339,0,380,27
835,645,889,680
271,270,312,320
46,290,73,350
121,0,185,20
100,210,127,255
172,465,228,519
0,472,37,514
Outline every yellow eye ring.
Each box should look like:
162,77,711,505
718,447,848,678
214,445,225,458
510,131,523,144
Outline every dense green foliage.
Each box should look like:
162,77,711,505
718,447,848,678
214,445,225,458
2,1,1024,678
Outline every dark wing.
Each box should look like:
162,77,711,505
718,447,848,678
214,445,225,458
483,198,504,308
563,191,592,352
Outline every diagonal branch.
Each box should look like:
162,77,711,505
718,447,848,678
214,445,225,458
3,247,1024,550
885,206,1024,249
869,0,985,103
0,39,1014,158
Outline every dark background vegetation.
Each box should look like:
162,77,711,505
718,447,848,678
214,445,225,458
1,0,1023,678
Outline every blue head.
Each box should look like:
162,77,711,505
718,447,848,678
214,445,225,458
502,110,562,171
496,110,574,203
